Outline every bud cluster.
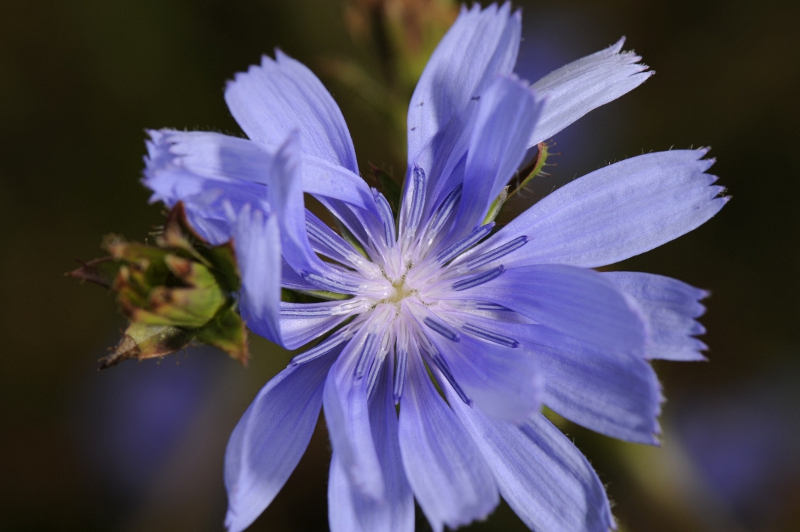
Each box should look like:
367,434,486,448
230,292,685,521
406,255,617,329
68,203,249,369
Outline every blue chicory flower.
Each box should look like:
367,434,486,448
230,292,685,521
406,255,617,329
143,3,726,531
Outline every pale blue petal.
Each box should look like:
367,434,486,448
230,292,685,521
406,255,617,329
398,348,498,532
449,400,615,532
419,309,542,422
225,50,359,173
450,264,647,354
144,130,269,243
529,38,652,146
279,301,359,350
437,310,660,442
323,331,385,501
525,324,662,444
605,272,709,361
306,210,372,270
319,193,392,263
144,129,376,217
195,132,363,293
470,150,727,269
280,260,319,291
146,130,273,185
183,214,231,245
407,3,521,211
224,53,380,244
452,76,543,234
328,365,413,532
298,162,378,215
224,353,336,532
231,204,282,345
263,131,320,274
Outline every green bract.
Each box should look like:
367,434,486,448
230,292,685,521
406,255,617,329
68,203,249,369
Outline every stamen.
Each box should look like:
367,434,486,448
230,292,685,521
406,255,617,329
423,317,460,342
280,300,362,318
320,197,374,259
428,351,472,406
305,217,364,266
415,331,471,405
436,222,495,264
366,333,392,399
301,271,360,294
366,361,382,399
290,331,348,366
472,302,512,311
452,265,505,291
466,236,528,269
402,165,427,236
374,191,396,247
462,323,519,348
354,333,380,379
426,185,462,237
393,348,407,403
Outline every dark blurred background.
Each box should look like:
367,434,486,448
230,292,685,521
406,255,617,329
2,0,799,531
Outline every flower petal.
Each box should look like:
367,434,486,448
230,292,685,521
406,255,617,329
524,324,662,444
144,129,376,219
225,50,359,173
407,3,521,210
448,264,647,354
263,131,321,274
323,331,385,501
528,38,652,146
449,400,615,532
328,365,413,532
452,76,543,234
144,131,268,243
604,272,709,361
471,150,727,269
398,346,499,532
230,204,282,345
306,210,375,271
417,307,542,423
279,301,363,350
224,353,336,532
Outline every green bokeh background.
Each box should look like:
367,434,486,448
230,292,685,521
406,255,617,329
2,0,799,530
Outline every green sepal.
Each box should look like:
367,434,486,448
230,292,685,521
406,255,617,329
103,235,179,285
300,289,352,301
99,322,195,370
201,242,241,293
67,257,123,289
481,142,553,224
195,305,249,365
71,202,250,369
156,202,212,266
482,187,509,225
281,287,352,303
129,284,226,328
507,142,552,199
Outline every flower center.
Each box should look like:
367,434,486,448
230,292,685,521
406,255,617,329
387,276,415,303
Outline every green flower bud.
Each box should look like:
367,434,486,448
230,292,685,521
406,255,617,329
68,203,249,369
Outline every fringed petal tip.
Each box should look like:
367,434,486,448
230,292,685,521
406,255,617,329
141,129,185,206
142,128,172,173
528,36,654,147
606,36,653,78
225,48,287,88
478,148,728,270
605,272,715,362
